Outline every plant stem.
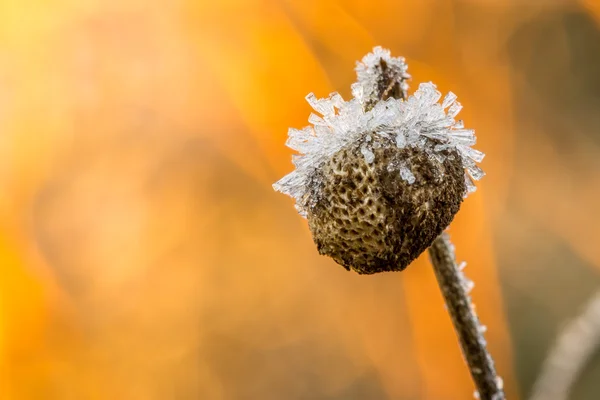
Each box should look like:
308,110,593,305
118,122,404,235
428,233,505,400
370,53,502,397
530,290,600,400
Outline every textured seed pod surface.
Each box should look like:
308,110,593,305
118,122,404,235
307,134,466,274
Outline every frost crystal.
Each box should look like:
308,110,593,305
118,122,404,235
360,145,375,164
461,276,475,293
273,47,485,216
399,164,416,184
495,377,504,390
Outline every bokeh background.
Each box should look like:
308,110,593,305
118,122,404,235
1,0,600,399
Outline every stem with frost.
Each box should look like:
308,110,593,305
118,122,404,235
428,233,505,400
370,55,503,398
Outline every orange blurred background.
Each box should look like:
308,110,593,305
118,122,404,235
1,0,600,399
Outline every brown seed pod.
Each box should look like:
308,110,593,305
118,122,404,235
273,48,484,274
306,134,465,274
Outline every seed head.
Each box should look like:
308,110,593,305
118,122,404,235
274,47,484,274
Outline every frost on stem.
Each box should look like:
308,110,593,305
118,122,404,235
353,46,411,107
429,234,505,400
273,47,485,274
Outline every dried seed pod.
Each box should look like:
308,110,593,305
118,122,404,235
307,135,465,274
273,47,484,274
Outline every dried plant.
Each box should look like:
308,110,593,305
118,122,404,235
273,47,504,399
530,290,600,400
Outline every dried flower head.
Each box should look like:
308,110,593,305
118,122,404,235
273,47,484,274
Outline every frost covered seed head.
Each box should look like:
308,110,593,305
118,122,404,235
273,47,484,274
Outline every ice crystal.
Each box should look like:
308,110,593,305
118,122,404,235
360,144,375,164
495,377,504,390
399,164,416,184
462,276,475,293
273,47,485,217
